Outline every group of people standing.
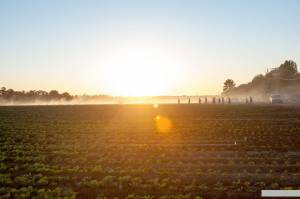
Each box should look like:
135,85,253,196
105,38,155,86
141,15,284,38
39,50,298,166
177,96,254,104
178,96,231,104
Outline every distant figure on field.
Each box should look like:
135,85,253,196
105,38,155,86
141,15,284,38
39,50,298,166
205,97,207,103
178,98,180,104
199,97,201,104
212,97,216,104
218,98,221,104
228,97,231,104
249,96,253,104
188,98,191,104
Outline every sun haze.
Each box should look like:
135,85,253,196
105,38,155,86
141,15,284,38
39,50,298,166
0,1,300,96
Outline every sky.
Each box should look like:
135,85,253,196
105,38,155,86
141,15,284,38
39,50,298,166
0,0,300,96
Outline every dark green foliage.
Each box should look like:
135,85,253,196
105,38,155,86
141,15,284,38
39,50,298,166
1,105,300,198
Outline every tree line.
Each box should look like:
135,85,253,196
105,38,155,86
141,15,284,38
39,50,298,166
0,87,115,104
222,60,300,96
0,87,73,103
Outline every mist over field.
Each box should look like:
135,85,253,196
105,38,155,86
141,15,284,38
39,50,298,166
2,1,300,198
0,96,213,106
2,61,300,105
222,60,300,103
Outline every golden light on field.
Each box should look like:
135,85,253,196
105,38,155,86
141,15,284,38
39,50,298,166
154,104,159,108
99,39,184,96
155,115,172,133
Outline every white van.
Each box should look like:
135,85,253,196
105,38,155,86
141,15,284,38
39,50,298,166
269,94,283,104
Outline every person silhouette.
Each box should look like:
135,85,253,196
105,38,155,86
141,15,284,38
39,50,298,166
212,97,216,104
199,97,201,104
188,98,191,104
228,97,231,104
249,96,253,104
205,97,207,103
178,98,180,104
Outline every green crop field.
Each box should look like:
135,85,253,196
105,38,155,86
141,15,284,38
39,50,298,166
0,104,300,199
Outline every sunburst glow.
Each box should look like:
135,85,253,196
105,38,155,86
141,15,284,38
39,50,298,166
100,40,184,96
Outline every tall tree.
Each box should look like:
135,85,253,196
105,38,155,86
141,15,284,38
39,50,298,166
223,79,236,92
0,87,6,95
278,60,297,78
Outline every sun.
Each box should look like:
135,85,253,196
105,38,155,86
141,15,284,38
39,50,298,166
100,40,183,96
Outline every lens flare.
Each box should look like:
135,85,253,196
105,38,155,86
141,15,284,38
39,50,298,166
155,115,172,133
154,104,159,108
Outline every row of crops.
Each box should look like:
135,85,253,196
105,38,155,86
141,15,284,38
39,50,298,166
0,104,300,198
